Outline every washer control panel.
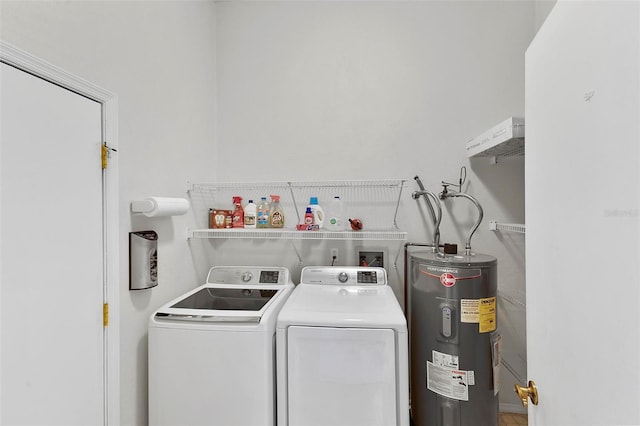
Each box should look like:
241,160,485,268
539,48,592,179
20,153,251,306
206,266,290,285
301,266,387,286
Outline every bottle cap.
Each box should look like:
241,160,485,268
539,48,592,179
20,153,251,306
233,196,242,203
270,194,280,202
310,197,318,205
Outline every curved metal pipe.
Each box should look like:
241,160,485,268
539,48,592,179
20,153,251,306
413,176,437,223
412,176,442,253
441,191,483,255
412,190,442,252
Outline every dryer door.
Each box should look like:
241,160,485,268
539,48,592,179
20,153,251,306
286,326,398,426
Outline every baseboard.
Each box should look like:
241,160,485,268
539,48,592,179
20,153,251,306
499,402,527,414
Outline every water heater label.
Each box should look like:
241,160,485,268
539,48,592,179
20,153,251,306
432,350,458,369
479,297,497,332
461,299,480,322
461,297,497,333
419,265,482,288
427,351,473,401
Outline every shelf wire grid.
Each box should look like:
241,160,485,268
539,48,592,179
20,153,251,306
187,179,407,240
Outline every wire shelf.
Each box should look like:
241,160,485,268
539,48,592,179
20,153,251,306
187,179,408,240
187,228,408,241
489,221,526,234
188,179,406,191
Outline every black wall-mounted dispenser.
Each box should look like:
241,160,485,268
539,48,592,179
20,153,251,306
129,230,158,290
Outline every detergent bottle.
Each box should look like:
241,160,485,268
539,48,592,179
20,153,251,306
257,197,270,228
269,195,285,228
324,196,345,231
304,207,315,225
244,199,257,229
232,196,244,228
307,197,324,228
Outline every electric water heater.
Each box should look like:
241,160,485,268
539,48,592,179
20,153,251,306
410,251,499,426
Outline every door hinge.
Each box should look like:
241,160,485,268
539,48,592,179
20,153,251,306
103,303,109,327
102,142,117,169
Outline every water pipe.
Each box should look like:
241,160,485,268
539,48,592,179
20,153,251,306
412,175,442,253
439,189,483,256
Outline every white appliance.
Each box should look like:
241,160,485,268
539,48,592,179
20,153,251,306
276,266,409,426
148,266,294,426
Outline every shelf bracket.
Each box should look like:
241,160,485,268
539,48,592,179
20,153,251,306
289,240,304,266
391,179,407,229
391,240,404,269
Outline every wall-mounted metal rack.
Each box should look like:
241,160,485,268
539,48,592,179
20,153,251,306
466,117,525,163
186,179,408,242
187,228,407,241
489,221,526,234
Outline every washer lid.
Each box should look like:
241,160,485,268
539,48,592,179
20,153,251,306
155,283,289,323
171,287,277,310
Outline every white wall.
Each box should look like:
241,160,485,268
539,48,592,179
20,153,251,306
535,0,558,33
0,0,556,423
1,2,217,425
214,0,534,412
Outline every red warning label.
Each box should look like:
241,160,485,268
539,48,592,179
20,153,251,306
440,273,456,287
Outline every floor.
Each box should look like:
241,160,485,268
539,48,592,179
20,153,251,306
499,412,528,426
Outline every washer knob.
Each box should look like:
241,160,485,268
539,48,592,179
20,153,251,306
338,272,349,283
241,272,253,283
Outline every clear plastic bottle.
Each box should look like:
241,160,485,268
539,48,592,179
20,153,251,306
268,195,285,228
232,196,244,228
307,197,324,228
324,195,345,231
257,197,270,228
244,199,257,229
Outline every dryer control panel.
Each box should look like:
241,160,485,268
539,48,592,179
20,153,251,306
301,266,387,286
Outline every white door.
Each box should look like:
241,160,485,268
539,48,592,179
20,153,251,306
0,62,105,425
525,1,640,425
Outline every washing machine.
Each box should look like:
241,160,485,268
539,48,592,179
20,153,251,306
148,266,294,426
276,266,409,426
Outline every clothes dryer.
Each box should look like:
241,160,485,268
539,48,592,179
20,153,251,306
276,266,409,426
149,266,294,426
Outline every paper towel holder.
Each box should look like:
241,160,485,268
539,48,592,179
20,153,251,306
131,196,190,217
